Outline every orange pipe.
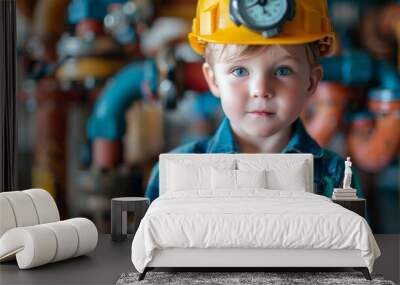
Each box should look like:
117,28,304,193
155,0,197,20
301,82,350,147
33,77,68,218
93,139,121,169
56,57,126,82
27,0,69,62
361,3,400,68
348,109,400,173
16,0,38,22
379,3,400,71
32,0,69,38
182,62,209,92
76,20,104,37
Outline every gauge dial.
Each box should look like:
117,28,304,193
230,0,295,37
239,0,287,29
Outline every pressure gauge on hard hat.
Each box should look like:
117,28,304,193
230,0,295,38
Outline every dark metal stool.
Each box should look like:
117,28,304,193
111,197,149,242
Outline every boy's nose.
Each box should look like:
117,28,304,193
250,78,274,98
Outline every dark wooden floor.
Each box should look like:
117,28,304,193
373,234,400,284
0,234,398,284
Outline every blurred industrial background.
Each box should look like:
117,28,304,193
14,0,399,233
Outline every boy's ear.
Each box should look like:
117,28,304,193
202,62,220,97
306,64,324,96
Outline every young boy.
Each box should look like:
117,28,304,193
145,0,362,202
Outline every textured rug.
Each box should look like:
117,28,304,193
116,271,396,285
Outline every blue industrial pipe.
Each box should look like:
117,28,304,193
375,61,400,90
320,50,400,91
87,59,158,140
68,0,127,24
320,50,373,85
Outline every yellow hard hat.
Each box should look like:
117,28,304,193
188,0,335,56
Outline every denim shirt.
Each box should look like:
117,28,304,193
145,117,363,202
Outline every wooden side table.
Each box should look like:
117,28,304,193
111,197,149,242
331,198,366,218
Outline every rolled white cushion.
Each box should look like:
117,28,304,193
0,226,57,269
23,189,60,223
0,196,17,238
42,221,79,262
0,191,39,227
65,218,98,257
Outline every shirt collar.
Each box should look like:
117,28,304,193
207,117,324,158
206,117,240,153
281,118,324,158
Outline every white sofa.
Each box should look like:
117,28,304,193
132,154,380,281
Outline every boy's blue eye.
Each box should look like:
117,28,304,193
274,67,293,76
231,67,249,77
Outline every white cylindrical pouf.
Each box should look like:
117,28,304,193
23,189,60,223
42,221,79,262
65,218,98,257
0,226,57,269
0,196,17,237
0,192,39,227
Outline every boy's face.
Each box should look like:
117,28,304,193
202,44,323,139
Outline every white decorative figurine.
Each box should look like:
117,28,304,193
342,156,353,189
333,157,357,199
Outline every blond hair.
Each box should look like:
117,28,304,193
204,42,321,68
